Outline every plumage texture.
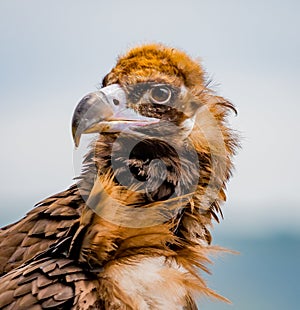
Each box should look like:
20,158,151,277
0,185,85,275
0,44,239,309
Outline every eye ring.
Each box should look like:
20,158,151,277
150,86,172,104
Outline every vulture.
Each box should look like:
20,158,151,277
0,44,238,309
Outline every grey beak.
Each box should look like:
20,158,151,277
71,84,159,147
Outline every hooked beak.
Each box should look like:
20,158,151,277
72,84,159,147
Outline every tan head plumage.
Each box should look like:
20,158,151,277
103,44,205,89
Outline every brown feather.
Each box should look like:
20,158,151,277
0,44,239,309
0,185,85,275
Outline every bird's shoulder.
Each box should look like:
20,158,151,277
0,184,85,275
0,255,100,310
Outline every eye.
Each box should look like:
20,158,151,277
150,86,172,104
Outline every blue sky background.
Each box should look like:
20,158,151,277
0,1,299,308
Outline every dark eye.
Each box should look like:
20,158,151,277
150,86,171,104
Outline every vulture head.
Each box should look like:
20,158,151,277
70,44,238,304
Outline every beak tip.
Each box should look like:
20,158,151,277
72,124,81,148
73,133,81,148
74,139,80,148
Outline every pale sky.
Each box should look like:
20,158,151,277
0,0,299,236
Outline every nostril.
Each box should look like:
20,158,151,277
113,99,120,106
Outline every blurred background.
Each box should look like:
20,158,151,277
0,0,299,308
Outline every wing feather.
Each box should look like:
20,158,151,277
0,256,100,310
0,185,84,275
